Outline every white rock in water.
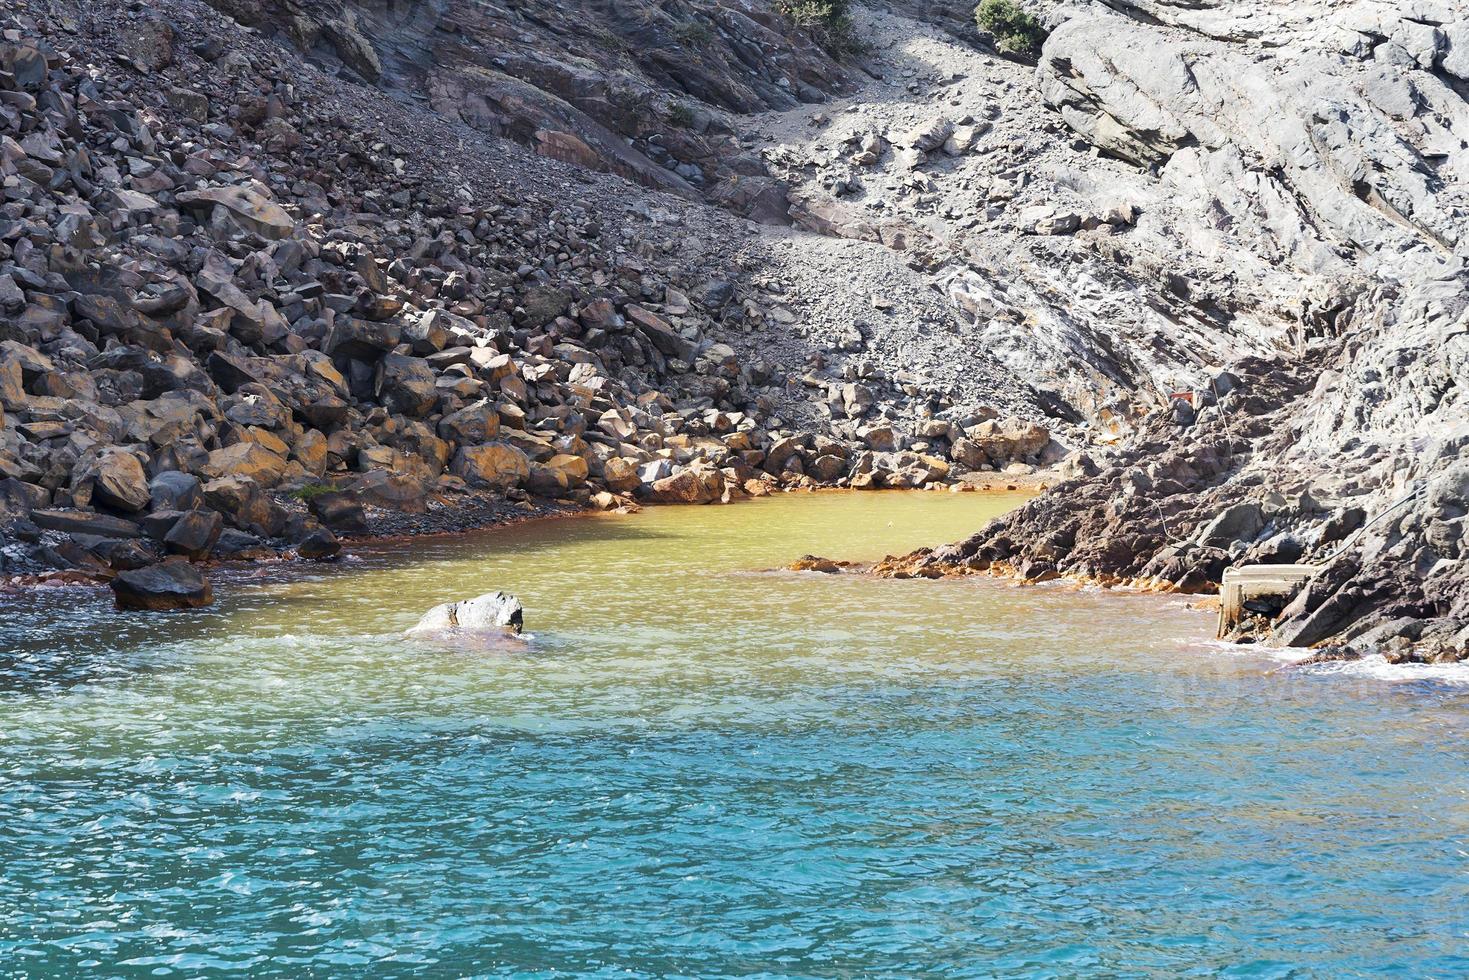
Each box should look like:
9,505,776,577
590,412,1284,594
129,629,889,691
407,591,524,635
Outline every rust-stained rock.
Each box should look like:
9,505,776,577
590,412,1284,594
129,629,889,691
647,467,723,504
787,555,854,574
451,443,531,490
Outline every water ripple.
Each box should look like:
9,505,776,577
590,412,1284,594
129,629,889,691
1,493,1467,976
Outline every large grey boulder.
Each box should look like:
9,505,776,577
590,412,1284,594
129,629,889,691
149,471,205,512
111,560,214,611
407,591,524,636
176,185,296,240
1198,502,1266,549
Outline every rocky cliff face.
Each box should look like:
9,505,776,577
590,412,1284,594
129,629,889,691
875,0,1469,660
203,0,853,208
1,0,1465,652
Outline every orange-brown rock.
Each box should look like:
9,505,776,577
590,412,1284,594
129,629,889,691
648,467,723,504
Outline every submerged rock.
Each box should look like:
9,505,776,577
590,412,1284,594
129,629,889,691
407,591,524,636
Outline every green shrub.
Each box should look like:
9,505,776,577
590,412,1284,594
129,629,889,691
667,101,695,128
675,20,714,46
287,482,340,502
778,0,864,59
778,0,849,27
975,0,1047,57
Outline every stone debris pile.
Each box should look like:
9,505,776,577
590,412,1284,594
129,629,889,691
0,5,1053,608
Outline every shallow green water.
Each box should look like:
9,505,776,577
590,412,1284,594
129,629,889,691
1,491,1467,977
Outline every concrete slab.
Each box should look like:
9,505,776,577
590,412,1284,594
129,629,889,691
1217,563,1319,638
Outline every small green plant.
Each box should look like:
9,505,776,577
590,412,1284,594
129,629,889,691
288,481,340,502
975,0,1047,57
667,101,695,128
604,86,652,134
777,0,865,59
675,19,714,46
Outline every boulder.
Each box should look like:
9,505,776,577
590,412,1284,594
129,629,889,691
1020,206,1081,235
950,437,988,469
203,476,287,537
30,509,143,539
201,442,289,487
350,470,430,513
527,454,589,496
601,456,641,493
901,116,954,152
213,528,272,558
966,417,1050,462
403,309,452,354
406,591,524,635
111,560,214,611
376,353,438,417
0,357,25,409
309,491,369,533
858,424,899,452
91,537,161,572
176,185,296,240
81,449,152,513
163,509,223,560
647,467,723,504
324,316,401,359
438,399,500,445
544,453,589,484
149,471,205,511
117,17,175,72
0,340,54,381
808,454,849,482
297,526,341,560
625,305,698,363
451,442,531,490
0,478,49,518
206,351,261,394
141,509,187,540
167,85,209,123
765,435,806,473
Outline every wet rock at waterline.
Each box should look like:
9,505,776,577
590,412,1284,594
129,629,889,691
787,555,857,574
110,560,214,611
296,527,342,561
407,592,525,637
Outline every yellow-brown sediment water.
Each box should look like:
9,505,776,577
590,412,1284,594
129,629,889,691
2,491,1468,975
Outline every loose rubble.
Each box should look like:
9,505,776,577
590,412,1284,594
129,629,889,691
0,0,1052,608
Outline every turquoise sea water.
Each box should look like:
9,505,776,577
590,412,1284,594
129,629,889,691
1,492,1467,977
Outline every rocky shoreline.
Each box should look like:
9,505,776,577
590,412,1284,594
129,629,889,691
3,0,1465,655
863,358,1469,665
0,2,1065,610
2,481,1052,609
